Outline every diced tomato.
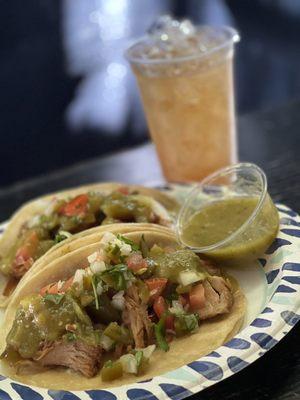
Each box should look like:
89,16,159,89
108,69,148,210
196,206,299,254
126,253,148,273
15,247,30,264
145,278,168,302
153,296,174,330
62,277,74,292
153,296,166,318
59,194,88,217
165,315,174,330
117,186,129,195
189,283,206,311
40,282,59,296
15,231,39,262
13,231,39,276
164,315,174,330
40,276,74,296
39,286,48,296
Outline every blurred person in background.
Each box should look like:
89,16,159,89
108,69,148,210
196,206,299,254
1,0,300,186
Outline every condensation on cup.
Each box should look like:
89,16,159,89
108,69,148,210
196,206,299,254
126,16,240,182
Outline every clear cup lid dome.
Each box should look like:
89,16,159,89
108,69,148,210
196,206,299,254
125,15,240,64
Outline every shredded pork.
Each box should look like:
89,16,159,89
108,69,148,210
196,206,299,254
35,341,101,377
202,259,221,276
123,285,153,348
197,276,233,320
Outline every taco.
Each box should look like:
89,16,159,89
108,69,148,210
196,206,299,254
0,183,178,300
0,226,246,390
7,223,176,307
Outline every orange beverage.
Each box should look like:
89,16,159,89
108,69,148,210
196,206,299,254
126,18,239,182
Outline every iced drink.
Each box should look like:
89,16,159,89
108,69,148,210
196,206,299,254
126,16,239,182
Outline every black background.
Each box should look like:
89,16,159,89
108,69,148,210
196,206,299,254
1,0,300,186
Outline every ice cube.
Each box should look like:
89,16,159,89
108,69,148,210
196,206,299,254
178,19,196,36
126,15,234,67
146,15,203,58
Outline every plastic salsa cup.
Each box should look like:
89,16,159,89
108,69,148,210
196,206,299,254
176,163,279,266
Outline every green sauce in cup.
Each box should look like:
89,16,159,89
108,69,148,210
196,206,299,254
177,163,279,266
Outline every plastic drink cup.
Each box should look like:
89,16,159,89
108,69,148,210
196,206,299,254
126,17,240,182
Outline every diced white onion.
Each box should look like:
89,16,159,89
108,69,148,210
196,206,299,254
88,250,107,265
135,344,156,360
169,300,184,316
73,269,85,288
58,230,72,238
87,252,98,264
100,335,114,351
100,232,134,258
85,268,93,276
44,198,58,216
119,354,137,374
111,291,125,310
178,271,206,286
90,261,106,274
119,243,132,256
100,232,117,246
172,300,183,309
27,215,41,228
96,282,104,296
57,280,64,291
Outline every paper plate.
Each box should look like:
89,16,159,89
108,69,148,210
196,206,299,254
0,185,299,400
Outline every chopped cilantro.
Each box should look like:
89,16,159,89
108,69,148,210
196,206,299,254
101,264,134,291
91,276,100,310
184,313,199,331
39,215,47,224
166,292,179,301
119,255,126,263
112,244,120,255
104,359,114,368
44,293,64,305
71,215,80,224
54,233,68,244
154,316,169,352
174,313,199,335
116,234,139,251
65,332,77,342
135,350,144,368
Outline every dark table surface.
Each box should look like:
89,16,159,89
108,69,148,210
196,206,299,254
1,99,300,399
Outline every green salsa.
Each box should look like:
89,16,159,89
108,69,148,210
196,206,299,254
181,196,279,265
6,294,99,359
153,249,206,283
1,191,159,277
101,192,155,223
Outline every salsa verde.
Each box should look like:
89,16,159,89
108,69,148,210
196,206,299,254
181,196,279,265
1,190,161,278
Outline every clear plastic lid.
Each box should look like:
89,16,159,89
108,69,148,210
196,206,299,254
125,15,240,65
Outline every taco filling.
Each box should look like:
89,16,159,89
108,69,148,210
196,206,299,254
2,232,234,380
0,189,171,280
